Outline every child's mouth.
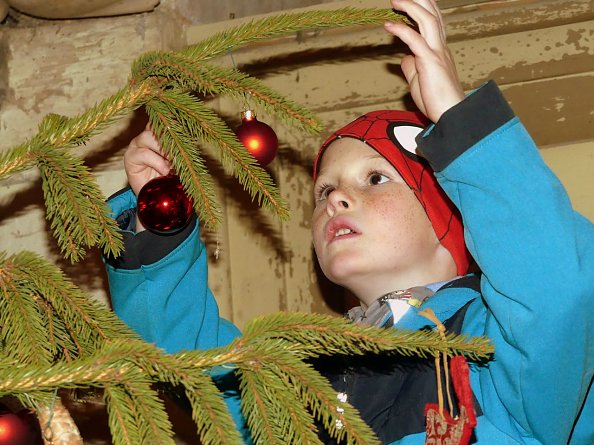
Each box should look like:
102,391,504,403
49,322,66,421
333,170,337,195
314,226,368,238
335,228,353,237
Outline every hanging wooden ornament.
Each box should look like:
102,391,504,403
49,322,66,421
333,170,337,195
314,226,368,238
424,355,477,445
419,308,478,445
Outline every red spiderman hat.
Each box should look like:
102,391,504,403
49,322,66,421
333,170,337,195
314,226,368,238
313,110,472,275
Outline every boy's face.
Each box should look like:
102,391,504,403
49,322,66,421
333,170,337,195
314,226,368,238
312,138,452,304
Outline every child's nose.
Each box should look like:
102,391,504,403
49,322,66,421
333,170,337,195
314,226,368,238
326,187,352,216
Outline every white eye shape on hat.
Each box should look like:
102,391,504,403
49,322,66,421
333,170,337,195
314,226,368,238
389,123,424,156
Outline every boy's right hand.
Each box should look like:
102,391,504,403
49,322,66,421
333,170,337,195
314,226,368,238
123,126,171,197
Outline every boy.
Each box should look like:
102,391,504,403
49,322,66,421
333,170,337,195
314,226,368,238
104,0,594,442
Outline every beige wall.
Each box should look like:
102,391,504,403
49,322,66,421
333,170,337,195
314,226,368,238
1,0,593,330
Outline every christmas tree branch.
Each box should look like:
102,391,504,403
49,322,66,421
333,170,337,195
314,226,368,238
35,148,123,261
104,383,146,445
0,317,493,398
0,143,36,181
193,63,322,133
240,311,493,360
236,343,377,445
269,352,373,445
145,94,223,229
184,378,244,445
181,8,408,62
34,80,158,150
154,89,289,221
132,55,321,134
0,310,492,444
239,368,283,444
1,251,135,363
0,266,53,364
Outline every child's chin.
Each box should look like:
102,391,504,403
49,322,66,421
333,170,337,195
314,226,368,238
324,261,363,286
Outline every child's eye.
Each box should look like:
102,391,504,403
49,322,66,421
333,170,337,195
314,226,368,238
315,183,334,201
368,171,389,185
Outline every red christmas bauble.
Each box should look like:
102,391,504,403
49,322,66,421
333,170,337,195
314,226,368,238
137,174,193,234
235,110,278,166
0,408,39,445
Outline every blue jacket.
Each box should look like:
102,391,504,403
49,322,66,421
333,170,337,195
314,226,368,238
105,81,594,444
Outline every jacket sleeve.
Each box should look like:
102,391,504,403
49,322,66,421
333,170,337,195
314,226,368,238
418,81,594,443
103,187,240,353
103,188,250,442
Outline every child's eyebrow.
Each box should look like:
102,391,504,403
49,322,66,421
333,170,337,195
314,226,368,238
363,152,387,162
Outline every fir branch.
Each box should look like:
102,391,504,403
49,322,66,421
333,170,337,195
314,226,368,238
242,312,494,361
0,351,139,395
262,378,321,444
0,81,155,261
16,390,58,416
184,381,244,445
9,251,135,350
0,252,78,364
0,312,492,395
234,340,378,444
119,344,243,444
34,146,123,261
181,8,408,62
155,88,289,223
0,143,36,182
145,94,223,229
0,311,493,444
131,55,321,134
195,64,322,133
1,7,411,260
104,384,144,445
34,80,157,150
0,264,55,364
240,363,322,444
35,295,80,360
121,379,176,445
269,351,377,445
239,367,282,444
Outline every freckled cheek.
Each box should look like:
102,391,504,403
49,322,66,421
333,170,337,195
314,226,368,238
367,193,423,243
365,193,410,219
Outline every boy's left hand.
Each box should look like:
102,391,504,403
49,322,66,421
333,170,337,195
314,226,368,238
384,0,464,123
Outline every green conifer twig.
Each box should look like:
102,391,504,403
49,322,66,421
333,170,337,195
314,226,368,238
181,8,408,62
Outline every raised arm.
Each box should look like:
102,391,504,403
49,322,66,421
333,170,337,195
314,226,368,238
386,0,594,442
104,127,240,354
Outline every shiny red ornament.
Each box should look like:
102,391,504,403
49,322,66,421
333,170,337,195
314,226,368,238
137,174,193,234
235,110,278,166
0,407,39,445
